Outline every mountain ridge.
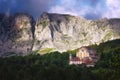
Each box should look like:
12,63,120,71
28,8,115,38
33,12,120,53
0,12,120,56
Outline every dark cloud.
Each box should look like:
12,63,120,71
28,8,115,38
0,0,119,19
0,0,104,20
0,0,56,19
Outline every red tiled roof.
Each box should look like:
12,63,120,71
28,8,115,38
70,57,93,63
70,57,81,61
83,58,93,63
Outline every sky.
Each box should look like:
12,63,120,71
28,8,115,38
0,0,120,20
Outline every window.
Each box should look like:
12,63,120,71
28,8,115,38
82,49,84,52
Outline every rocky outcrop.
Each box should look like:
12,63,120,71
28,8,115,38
33,13,120,53
0,13,35,56
0,12,120,56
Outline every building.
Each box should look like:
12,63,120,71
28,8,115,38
69,54,82,65
69,46,99,67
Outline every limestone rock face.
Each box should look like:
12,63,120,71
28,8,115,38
0,13,35,56
33,13,120,53
0,12,120,56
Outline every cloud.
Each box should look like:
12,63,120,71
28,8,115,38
103,0,120,18
0,0,56,18
0,0,120,19
49,0,105,20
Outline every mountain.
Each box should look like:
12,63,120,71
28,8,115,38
33,12,120,53
0,12,120,56
0,13,35,56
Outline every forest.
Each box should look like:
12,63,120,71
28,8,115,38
0,39,120,80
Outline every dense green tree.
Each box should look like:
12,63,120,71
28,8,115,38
0,39,120,80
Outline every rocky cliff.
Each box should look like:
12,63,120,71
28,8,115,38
0,13,35,56
33,12,120,53
0,12,120,56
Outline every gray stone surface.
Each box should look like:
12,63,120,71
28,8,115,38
0,12,120,56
